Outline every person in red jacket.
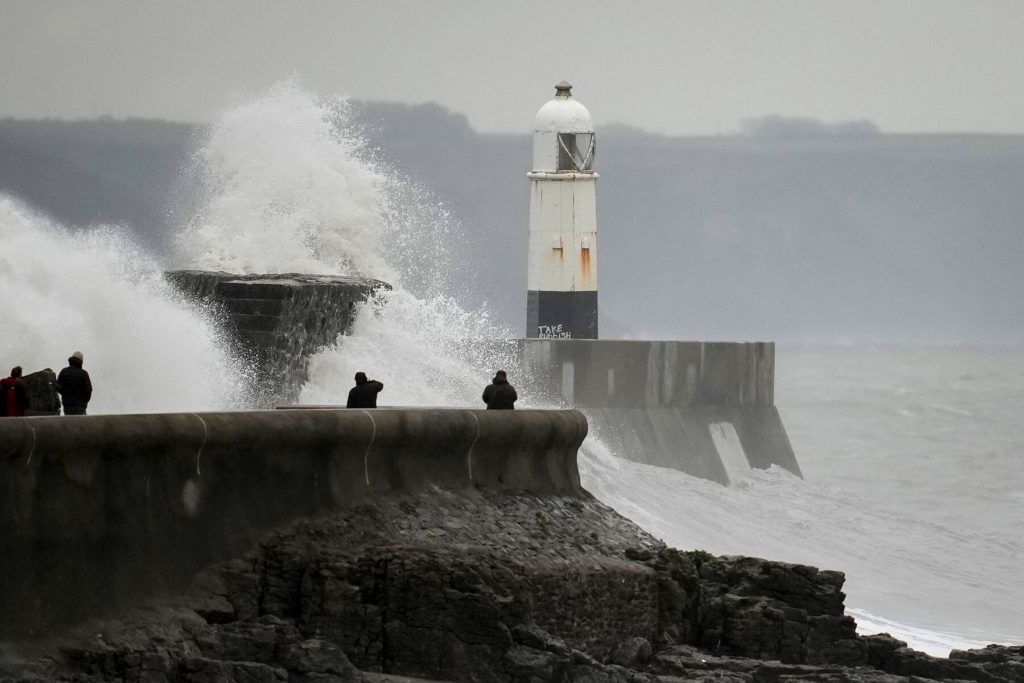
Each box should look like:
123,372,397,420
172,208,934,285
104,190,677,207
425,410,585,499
1,366,29,417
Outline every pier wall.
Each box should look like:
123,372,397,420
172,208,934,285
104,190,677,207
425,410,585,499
521,339,800,484
0,408,586,636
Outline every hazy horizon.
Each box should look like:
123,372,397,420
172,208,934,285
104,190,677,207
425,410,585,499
2,1,1022,137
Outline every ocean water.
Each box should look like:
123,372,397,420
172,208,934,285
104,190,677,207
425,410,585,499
579,346,1024,654
777,346,1023,651
0,81,1019,658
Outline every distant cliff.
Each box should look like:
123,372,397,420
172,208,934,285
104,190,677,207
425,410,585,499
3,110,1024,342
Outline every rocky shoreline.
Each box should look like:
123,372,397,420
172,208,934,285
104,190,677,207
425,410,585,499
3,490,1020,682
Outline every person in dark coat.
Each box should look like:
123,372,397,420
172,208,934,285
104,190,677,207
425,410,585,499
57,351,92,415
482,370,517,410
347,371,384,408
0,366,29,417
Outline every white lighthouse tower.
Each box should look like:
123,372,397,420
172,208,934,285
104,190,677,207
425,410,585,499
526,81,598,339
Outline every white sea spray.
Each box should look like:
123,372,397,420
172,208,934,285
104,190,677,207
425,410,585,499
0,195,248,413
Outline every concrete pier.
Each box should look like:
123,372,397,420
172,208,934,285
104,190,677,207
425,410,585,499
0,408,586,636
521,339,800,484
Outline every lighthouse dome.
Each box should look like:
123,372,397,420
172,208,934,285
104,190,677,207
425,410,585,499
533,81,593,133
531,82,597,173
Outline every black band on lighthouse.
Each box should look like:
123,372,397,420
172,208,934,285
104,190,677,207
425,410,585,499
527,290,598,339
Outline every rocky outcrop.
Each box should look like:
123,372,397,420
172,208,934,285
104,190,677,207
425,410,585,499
0,409,587,640
2,491,1019,682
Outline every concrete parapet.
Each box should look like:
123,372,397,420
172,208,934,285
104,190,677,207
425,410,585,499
0,408,586,636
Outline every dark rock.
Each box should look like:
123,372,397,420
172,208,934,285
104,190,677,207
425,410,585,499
950,643,1024,682
174,656,287,682
502,645,564,681
608,637,651,667
279,638,360,678
624,548,653,562
511,624,571,657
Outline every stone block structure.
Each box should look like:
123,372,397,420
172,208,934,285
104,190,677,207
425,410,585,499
166,271,388,404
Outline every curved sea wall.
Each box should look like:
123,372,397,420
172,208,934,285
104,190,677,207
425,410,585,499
0,408,586,636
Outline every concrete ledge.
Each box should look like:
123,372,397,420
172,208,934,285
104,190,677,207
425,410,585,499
0,408,587,636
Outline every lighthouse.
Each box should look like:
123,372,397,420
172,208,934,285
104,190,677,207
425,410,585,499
526,81,598,339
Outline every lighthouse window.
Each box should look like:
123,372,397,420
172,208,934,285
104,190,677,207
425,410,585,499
557,133,596,171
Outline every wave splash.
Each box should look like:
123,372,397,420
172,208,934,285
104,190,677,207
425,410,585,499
173,77,455,300
0,196,247,414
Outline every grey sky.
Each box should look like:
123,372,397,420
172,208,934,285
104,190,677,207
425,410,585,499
2,0,1022,135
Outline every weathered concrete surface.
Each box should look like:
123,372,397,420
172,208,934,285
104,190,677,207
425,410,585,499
165,271,388,404
520,339,801,484
0,408,586,637
5,491,1020,682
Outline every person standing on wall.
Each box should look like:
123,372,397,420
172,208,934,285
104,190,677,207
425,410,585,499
347,372,384,408
0,366,29,417
482,370,517,410
57,351,92,415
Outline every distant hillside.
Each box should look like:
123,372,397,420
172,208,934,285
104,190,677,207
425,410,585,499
2,111,1023,343
0,118,196,250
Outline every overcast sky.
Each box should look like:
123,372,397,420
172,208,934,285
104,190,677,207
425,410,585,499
2,1,1022,136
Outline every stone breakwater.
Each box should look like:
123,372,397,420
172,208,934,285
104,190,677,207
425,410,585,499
4,491,1020,682
165,271,388,404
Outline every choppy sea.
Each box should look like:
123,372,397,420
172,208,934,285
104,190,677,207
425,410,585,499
580,344,1024,656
